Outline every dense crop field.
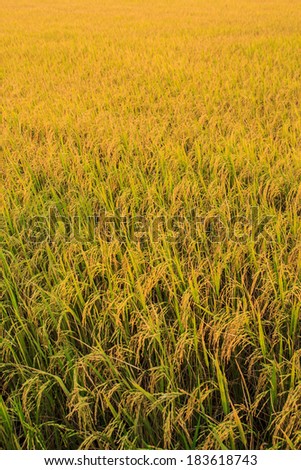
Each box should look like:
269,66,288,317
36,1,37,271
1,0,301,450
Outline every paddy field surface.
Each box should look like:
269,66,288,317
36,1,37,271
1,0,301,450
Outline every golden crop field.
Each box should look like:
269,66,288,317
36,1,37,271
1,0,301,450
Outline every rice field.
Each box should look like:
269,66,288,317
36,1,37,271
1,0,301,450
